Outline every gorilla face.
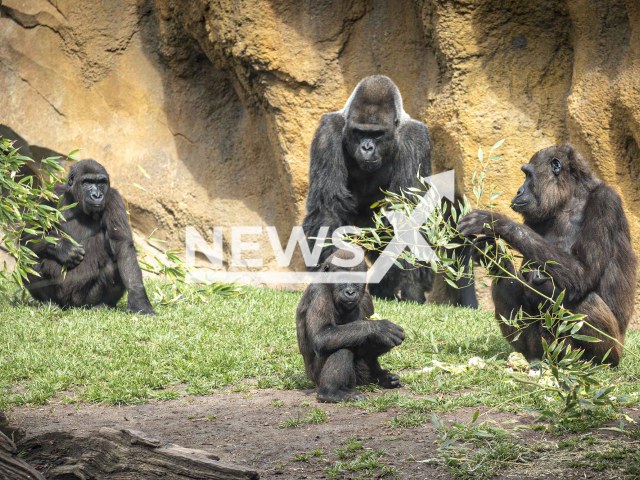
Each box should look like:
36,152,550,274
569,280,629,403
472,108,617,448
344,89,398,172
67,160,110,216
345,122,396,172
511,145,577,222
79,173,109,215
322,250,367,311
510,162,538,215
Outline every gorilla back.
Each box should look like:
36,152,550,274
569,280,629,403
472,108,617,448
22,160,155,315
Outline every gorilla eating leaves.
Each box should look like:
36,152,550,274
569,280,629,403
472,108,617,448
22,160,155,315
296,249,405,403
302,75,477,306
459,144,637,366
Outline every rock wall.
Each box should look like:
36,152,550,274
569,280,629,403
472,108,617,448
1,0,639,321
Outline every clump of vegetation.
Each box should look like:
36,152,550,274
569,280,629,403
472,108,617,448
324,437,396,479
279,407,329,428
0,137,78,301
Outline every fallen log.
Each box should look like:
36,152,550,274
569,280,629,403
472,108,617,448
0,417,45,480
19,427,259,479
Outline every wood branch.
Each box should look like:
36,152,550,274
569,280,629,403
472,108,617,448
0,419,45,480
19,427,259,479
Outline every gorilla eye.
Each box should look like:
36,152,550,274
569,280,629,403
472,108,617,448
551,157,562,176
67,174,74,186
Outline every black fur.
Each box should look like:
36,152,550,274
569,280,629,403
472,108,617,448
296,250,405,403
21,160,155,315
459,144,637,366
302,76,447,304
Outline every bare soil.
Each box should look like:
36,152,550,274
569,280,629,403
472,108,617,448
4,388,633,479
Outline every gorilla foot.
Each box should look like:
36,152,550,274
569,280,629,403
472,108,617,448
377,371,403,389
317,387,365,404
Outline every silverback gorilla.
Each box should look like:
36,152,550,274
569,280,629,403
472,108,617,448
296,249,405,403
459,144,637,366
21,160,155,315
303,75,477,306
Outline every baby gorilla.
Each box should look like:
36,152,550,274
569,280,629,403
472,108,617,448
296,249,405,403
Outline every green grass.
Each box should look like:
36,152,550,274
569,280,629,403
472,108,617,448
289,437,396,479
1,281,640,417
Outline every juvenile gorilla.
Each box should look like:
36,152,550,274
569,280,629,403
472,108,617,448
22,160,155,315
459,144,637,366
296,249,405,403
303,75,477,305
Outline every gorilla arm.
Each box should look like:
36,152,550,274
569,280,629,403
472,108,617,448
458,185,625,304
20,189,85,268
303,286,403,358
302,113,355,267
390,119,431,193
104,188,155,315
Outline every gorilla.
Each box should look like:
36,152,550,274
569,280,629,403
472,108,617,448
21,160,155,315
296,249,405,403
459,144,637,366
302,75,477,306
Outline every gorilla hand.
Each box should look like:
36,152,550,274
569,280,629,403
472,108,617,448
471,235,516,276
470,235,496,264
371,320,405,349
457,210,504,238
49,239,85,268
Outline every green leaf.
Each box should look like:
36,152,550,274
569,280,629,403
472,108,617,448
444,277,459,289
478,147,483,162
570,321,584,334
472,410,479,423
492,139,505,150
137,165,151,179
552,291,565,312
572,334,601,343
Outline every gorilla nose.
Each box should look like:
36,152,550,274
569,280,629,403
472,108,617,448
516,186,524,196
361,141,374,153
345,288,356,298
91,193,102,200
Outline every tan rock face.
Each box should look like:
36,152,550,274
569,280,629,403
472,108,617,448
1,0,639,322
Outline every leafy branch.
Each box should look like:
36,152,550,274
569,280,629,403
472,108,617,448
0,137,78,300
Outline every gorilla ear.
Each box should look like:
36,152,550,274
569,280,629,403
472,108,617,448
67,173,75,186
551,157,562,176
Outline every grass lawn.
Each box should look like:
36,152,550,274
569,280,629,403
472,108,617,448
2,282,639,416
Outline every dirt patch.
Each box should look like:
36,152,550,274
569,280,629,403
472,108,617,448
5,388,633,479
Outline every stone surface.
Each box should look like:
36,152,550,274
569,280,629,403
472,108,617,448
1,0,639,322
